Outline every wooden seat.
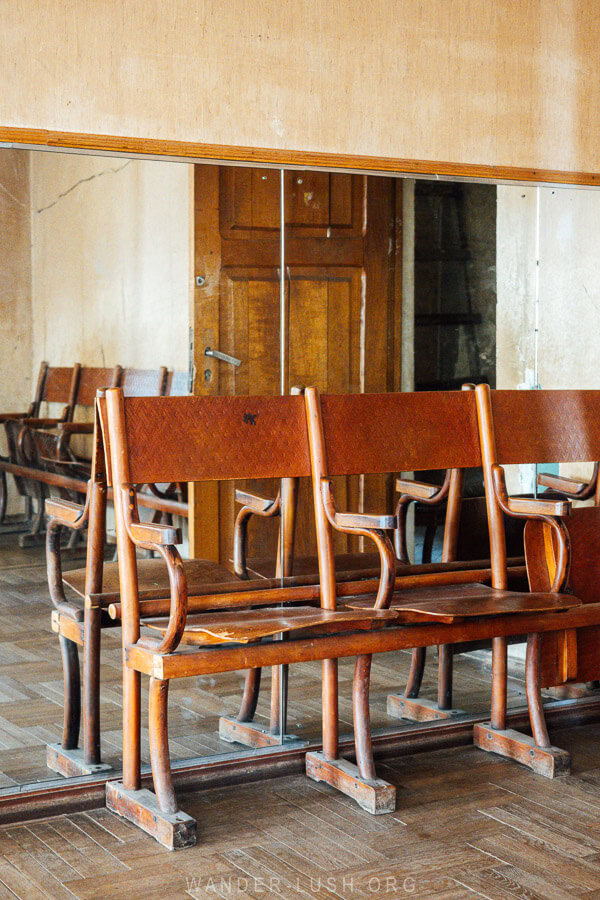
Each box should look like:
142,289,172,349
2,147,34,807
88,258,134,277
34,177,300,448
345,582,579,623
62,556,235,599
145,606,398,645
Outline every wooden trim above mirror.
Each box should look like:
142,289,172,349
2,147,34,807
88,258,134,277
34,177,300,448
2,126,600,188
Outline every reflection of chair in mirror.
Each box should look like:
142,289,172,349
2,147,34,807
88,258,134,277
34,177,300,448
0,362,79,544
45,373,239,778
305,386,579,805
473,383,600,771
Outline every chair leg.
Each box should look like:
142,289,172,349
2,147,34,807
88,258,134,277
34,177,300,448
83,606,103,766
353,654,376,781
474,632,570,777
238,668,261,722
0,470,6,524
107,675,196,850
526,632,550,748
405,647,426,699
59,635,80,751
149,678,177,816
306,654,396,815
388,644,465,721
18,484,46,547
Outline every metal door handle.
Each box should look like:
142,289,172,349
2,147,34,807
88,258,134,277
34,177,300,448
204,347,242,367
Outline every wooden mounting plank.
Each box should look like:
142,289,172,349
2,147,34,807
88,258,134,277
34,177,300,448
305,752,396,814
387,694,466,722
473,723,570,777
46,744,112,779
106,782,196,851
218,717,307,749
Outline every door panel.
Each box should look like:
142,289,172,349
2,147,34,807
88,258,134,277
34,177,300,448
192,164,401,567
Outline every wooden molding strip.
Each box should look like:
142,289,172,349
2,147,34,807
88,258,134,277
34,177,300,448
2,126,600,186
0,696,597,825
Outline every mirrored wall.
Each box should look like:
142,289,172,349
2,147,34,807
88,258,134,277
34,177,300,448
0,145,596,795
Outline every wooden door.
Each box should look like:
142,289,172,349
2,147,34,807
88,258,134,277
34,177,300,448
190,165,402,563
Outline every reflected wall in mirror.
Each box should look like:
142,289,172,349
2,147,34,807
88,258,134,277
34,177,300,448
1,145,599,796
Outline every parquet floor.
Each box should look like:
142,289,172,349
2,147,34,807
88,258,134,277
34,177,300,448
0,533,535,787
2,725,600,896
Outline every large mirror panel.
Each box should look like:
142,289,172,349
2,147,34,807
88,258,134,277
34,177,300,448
2,146,596,795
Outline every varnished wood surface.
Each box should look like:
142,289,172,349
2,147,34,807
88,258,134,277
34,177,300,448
2,723,600,895
345,583,581,623
145,606,398,645
63,557,237,599
0,536,540,787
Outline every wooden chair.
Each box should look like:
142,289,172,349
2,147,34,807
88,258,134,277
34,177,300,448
304,386,580,797
0,362,79,543
45,371,236,778
104,386,579,849
475,383,600,771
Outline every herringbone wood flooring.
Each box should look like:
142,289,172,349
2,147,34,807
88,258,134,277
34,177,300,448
2,727,600,896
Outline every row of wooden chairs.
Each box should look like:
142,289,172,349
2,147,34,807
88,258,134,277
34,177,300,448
47,383,600,850
0,361,189,547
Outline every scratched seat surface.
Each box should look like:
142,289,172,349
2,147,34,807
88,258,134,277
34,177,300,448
63,557,240,598
344,582,580,623
143,605,398,645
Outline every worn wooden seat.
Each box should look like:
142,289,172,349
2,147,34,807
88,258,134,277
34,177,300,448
145,606,398,645
345,582,578,623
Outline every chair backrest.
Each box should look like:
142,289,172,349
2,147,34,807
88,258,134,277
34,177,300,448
311,389,481,478
75,366,122,408
484,388,600,466
99,391,311,488
165,370,190,397
121,367,168,398
37,363,79,417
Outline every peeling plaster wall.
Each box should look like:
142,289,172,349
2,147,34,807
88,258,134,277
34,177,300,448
0,150,32,514
30,152,191,376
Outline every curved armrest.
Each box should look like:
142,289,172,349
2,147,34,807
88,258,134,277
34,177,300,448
58,422,94,435
396,478,442,501
492,465,571,519
492,464,570,592
46,485,91,617
0,412,30,423
18,417,66,428
129,521,182,546
320,478,396,609
45,497,87,527
234,489,279,514
538,471,589,497
232,489,281,578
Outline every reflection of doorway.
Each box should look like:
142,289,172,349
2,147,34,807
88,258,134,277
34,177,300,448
190,167,403,561
414,181,496,391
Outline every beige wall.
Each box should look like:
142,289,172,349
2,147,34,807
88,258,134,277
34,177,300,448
0,150,32,513
496,183,600,486
1,2,600,178
30,152,191,373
